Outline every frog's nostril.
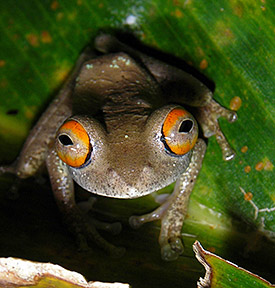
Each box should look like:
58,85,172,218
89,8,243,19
179,120,193,133
59,134,73,146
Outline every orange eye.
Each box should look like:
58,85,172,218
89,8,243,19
162,107,198,155
55,120,91,167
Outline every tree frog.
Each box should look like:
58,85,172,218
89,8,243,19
0,34,237,261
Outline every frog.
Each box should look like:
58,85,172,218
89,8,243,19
0,34,237,261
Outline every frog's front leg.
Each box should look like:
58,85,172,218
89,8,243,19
130,139,206,261
193,99,237,160
46,147,125,257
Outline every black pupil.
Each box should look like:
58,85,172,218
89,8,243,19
179,120,193,133
59,134,73,146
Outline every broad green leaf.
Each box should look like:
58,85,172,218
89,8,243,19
193,241,275,288
0,1,274,287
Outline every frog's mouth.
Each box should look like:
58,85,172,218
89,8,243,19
68,151,191,199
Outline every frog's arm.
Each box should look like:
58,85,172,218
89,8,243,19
130,138,207,261
46,146,124,257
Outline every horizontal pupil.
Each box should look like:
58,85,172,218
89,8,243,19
59,134,73,146
179,119,193,133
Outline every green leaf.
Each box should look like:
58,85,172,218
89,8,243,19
193,241,275,288
0,1,274,287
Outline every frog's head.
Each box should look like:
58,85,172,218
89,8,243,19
54,105,198,199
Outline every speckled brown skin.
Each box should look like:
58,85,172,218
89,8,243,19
0,35,236,260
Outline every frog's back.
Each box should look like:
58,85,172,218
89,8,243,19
72,52,164,125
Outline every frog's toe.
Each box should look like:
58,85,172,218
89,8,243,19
161,244,178,261
76,229,124,257
84,224,124,257
77,197,97,213
0,164,16,175
64,207,125,257
129,211,160,229
0,166,5,175
93,219,122,235
129,215,143,229
195,99,237,161
225,108,238,123
169,237,184,254
161,244,180,261
129,203,166,229
84,219,124,255
77,197,122,235
160,237,184,261
215,127,236,161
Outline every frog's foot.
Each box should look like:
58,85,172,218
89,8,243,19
194,99,237,161
91,218,122,236
129,201,184,261
77,197,122,236
66,206,125,258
